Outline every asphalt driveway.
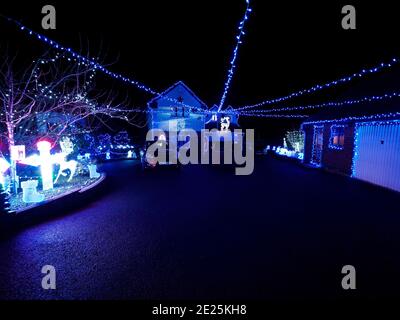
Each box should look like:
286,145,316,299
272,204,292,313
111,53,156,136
0,157,399,300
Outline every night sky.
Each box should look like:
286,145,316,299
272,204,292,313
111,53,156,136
2,0,400,144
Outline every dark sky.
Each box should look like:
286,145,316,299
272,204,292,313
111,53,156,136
2,0,400,143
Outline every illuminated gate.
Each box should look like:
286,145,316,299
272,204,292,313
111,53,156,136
311,126,324,166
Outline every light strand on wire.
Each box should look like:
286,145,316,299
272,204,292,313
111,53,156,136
238,113,308,119
2,16,205,112
301,112,400,126
218,0,252,112
242,92,400,114
234,58,400,111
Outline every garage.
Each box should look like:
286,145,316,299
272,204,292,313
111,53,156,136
352,121,400,192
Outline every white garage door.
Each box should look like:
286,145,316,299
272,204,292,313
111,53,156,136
353,121,400,192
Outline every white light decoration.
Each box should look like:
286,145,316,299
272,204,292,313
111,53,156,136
127,150,133,158
53,154,77,183
23,138,79,190
54,137,78,184
10,145,26,161
21,180,45,203
0,157,10,173
88,164,100,179
106,152,111,160
37,141,54,191
0,157,10,189
220,116,231,132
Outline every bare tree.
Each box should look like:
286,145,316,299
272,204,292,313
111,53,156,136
0,48,146,192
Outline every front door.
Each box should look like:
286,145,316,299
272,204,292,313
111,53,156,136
311,126,324,166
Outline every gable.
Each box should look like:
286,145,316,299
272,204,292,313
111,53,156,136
148,81,207,110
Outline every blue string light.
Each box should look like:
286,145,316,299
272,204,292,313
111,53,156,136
301,112,400,127
237,113,308,119
2,16,205,112
234,59,400,112
218,0,252,112
240,92,400,114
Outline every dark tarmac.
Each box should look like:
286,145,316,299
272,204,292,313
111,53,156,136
0,157,399,300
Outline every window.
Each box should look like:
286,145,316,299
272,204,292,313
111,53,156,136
329,125,345,150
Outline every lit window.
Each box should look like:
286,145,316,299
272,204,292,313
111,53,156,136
329,125,345,150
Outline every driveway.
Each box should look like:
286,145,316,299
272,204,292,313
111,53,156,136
0,157,399,300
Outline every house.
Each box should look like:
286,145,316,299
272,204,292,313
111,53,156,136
146,82,244,163
301,101,400,192
147,81,208,134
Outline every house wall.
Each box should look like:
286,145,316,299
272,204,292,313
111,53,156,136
321,123,355,175
303,122,355,175
149,110,205,132
148,83,206,132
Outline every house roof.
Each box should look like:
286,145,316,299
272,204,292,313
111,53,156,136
147,81,208,109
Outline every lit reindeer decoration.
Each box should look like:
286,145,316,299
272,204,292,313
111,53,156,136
220,116,231,132
54,137,78,184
